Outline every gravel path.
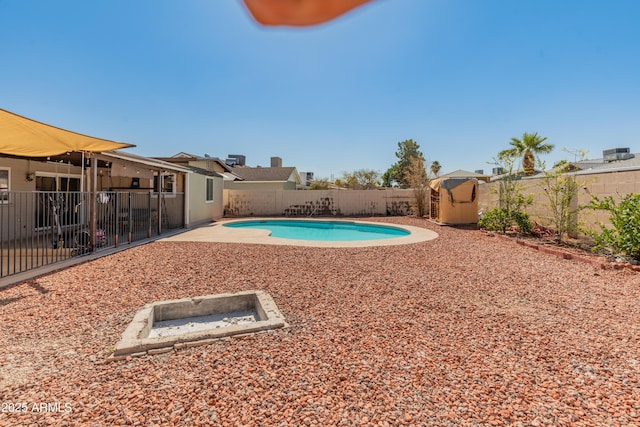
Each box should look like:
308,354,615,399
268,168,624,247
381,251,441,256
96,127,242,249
1,217,639,426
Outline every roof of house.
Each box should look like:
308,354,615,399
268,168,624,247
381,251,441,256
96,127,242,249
230,166,299,182
102,151,193,173
437,169,491,182
574,153,640,173
154,153,239,177
186,166,223,178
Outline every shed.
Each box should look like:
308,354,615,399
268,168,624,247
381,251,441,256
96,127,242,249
429,170,490,225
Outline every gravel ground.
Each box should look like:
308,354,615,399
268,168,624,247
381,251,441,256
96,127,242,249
1,217,639,426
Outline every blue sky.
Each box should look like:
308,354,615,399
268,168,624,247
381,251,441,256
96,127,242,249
2,0,639,179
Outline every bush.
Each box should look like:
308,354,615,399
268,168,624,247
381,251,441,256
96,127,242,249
586,193,640,260
479,208,532,234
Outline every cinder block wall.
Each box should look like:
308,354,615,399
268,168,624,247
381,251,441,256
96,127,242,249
478,169,640,233
223,189,416,217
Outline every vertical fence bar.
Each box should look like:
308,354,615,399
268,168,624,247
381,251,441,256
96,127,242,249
1,193,5,277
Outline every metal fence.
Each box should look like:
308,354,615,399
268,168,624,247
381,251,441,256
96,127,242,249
0,191,184,278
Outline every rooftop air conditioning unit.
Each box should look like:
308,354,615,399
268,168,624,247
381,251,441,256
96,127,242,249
603,148,634,162
492,167,504,175
228,154,246,166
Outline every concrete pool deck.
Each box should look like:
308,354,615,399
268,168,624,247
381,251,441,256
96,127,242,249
160,218,438,248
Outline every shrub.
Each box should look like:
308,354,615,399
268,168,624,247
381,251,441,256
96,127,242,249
586,193,640,260
479,208,532,234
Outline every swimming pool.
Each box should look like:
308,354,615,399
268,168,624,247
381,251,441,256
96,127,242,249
223,219,411,241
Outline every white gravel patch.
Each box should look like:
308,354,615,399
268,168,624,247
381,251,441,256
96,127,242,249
149,310,258,338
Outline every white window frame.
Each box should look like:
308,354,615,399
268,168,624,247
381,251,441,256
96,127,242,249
154,172,177,197
205,177,215,203
0,167,10,204
34,171,84,229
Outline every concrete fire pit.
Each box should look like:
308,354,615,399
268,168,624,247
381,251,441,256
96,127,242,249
113,290,286,358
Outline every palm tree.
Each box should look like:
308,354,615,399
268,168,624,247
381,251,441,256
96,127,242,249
430,160,441,177
499,132,554,176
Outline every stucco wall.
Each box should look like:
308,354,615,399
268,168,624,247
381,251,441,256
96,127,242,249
187,175,224,226
223,189,415,217
478,168,640,233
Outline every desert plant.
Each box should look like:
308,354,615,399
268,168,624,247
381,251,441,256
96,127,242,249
309,178,331,190
338,169,381,189
538,149,590,241
479,206,532,234
480,154,532,234
405,156,429,217
585,193,640,260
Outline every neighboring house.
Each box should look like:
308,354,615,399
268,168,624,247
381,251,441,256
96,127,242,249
156,152,241,182
226,166,302,190
437,169,491,182
571,148,638,173
157,153,303,191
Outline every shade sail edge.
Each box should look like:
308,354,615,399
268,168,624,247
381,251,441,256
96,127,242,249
0,108,135,157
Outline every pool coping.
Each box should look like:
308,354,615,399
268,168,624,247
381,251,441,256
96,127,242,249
160,218,438,248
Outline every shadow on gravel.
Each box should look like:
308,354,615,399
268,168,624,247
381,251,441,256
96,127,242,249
0,296,24,307
28,282,50,294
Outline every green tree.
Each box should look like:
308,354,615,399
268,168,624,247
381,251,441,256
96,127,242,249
383,139,425,188
381,164,399,187
337,169,380,189
430,160,441,177
499,132,554,176
309,178,331,190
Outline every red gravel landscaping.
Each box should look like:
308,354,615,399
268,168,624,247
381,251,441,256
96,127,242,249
1,217,639,426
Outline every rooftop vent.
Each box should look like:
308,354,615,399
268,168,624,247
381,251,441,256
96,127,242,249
603,148,634,162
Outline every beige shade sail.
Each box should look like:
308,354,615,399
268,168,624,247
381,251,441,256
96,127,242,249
0,108,135,157
242,0,372,26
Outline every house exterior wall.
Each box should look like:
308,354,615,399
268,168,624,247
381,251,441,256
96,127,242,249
0,156,189,242
1,157,85,192
478,168,640,233
223,189,414,217
187,174,224,226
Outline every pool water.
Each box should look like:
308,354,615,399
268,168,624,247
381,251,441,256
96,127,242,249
223,220,411,241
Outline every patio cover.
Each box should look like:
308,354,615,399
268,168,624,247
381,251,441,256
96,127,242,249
0,108,134,157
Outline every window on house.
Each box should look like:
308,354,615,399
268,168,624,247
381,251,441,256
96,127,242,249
0,168,9,203
34,173,83,228
206,177,214,202
154,173,176,195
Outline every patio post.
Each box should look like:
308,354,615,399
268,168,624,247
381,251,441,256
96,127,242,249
89,154,97,252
